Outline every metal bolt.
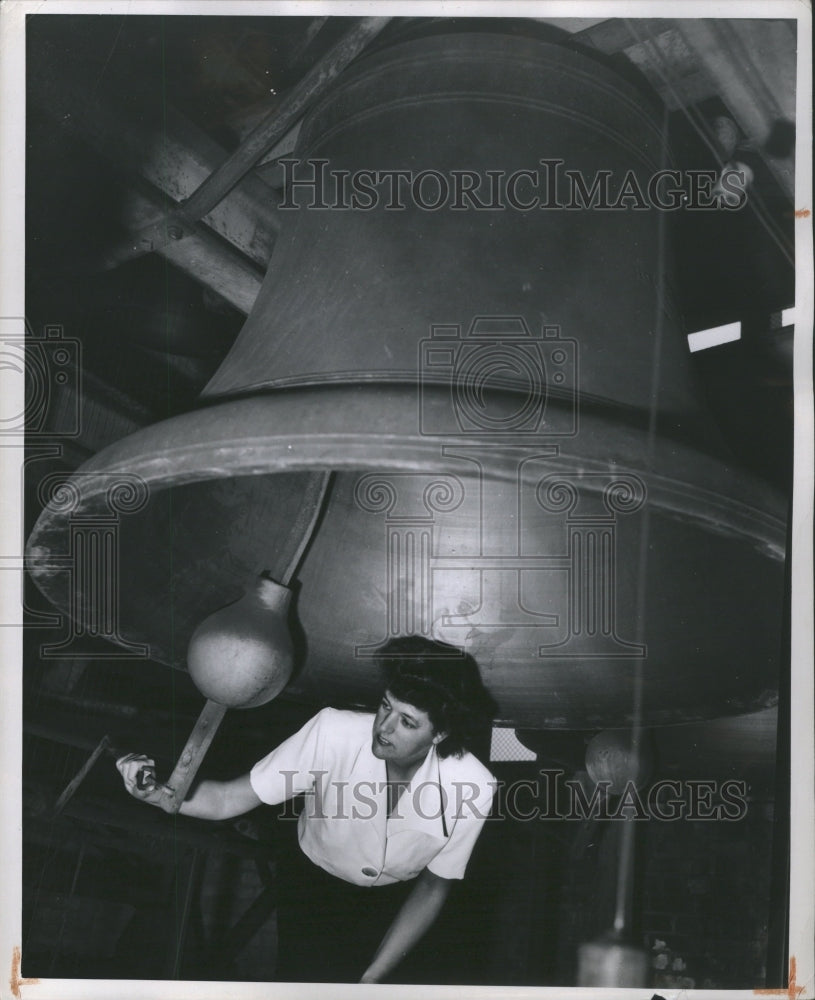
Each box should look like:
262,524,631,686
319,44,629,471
168,225,184,241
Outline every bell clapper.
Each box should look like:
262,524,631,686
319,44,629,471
149,473,332,813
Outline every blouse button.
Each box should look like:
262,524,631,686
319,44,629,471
361,866,378,877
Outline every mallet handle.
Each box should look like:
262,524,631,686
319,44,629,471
150,699,228,814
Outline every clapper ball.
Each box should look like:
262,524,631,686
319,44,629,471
186,577,294,709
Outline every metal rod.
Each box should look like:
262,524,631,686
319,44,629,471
169,848,202,979
50,842,86,974
766,494,793,985
104,16,390,269
52,734,112,816
612,731,644,935
278,471,333,587
611,102,670,940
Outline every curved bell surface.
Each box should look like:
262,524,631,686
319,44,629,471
26,28,786,729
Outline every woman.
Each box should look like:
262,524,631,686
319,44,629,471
117,636,497,983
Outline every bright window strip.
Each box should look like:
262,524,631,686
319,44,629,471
687,321,742,352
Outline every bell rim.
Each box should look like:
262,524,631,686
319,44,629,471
26,383,786,567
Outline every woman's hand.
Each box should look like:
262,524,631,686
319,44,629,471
115,752,173,810
361,869,451,983
117,755,262,820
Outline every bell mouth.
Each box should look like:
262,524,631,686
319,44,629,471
26,383,785,730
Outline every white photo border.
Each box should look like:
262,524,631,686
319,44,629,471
1,1,812,998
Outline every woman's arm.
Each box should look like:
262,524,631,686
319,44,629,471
360,869,452,983
178,774,261,820
116,753,261,819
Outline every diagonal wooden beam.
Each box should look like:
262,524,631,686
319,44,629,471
121,180,263,314
673,19,795,200
102,16,391,269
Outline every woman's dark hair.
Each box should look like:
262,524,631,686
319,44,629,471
376,636,496,758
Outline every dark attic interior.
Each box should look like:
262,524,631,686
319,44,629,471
19,12,797,989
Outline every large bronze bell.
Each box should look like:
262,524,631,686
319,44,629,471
26,27,786,729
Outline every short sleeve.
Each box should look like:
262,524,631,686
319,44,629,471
249,708,330,805
426,772,496,880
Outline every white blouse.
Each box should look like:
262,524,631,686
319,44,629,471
250,707,496,886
